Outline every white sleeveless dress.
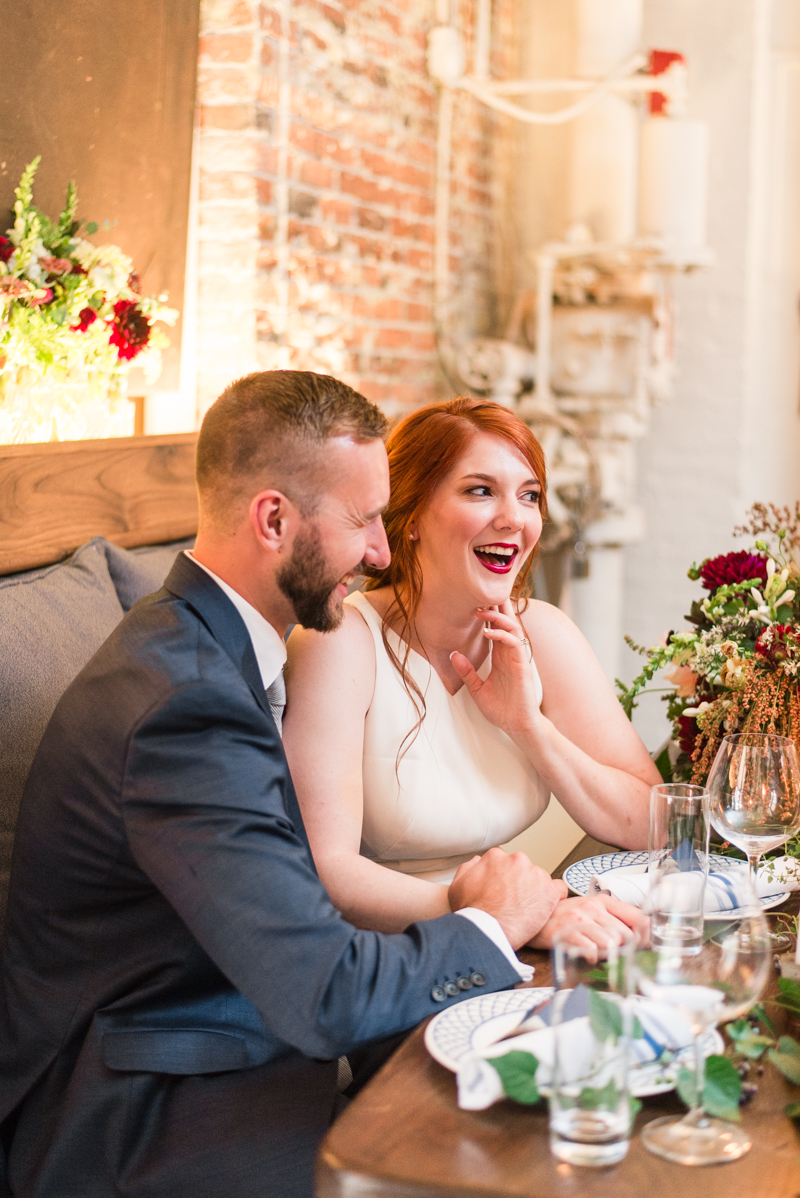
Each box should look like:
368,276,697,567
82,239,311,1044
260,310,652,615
346,591,550,885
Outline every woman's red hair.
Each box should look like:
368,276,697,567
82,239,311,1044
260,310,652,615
364,397,547,762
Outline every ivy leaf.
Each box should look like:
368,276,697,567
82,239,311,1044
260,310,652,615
774,979,800,1019
785,1101,800,1119
588,989,622,1043
491,1051,541,1105
85,220,99,235
576,1078,620,1110
677,1056,742,1120
767,1036,800,1085
728,1019,773,1059
736,1034,773,1060
632,1014,644,1041
703,1055,743,1120
750,1002,775,1037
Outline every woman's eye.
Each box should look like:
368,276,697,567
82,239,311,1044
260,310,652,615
466,486,492,497
522,490,542,504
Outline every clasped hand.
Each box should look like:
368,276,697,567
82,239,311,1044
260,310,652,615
448,848,649,959
449,602,541,735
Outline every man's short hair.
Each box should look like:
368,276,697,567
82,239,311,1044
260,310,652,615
196,370,388,530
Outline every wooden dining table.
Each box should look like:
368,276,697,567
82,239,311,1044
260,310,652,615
317,836,800,1198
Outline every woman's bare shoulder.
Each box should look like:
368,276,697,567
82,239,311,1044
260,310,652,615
287,600,375,674
519,597,581,644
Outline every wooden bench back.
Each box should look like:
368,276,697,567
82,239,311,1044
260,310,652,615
0,434,199,575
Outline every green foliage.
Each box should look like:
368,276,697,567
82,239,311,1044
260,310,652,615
576,1077,619,1111
588,989,623,1043
491,1051,541,1105
727,1019,773,1059
785,1101,800,1119
773,978,800,1020
767,1037,800,1086
677,1055,741,1120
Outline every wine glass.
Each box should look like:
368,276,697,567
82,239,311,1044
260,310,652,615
635,875,771,1165
707,731,800,951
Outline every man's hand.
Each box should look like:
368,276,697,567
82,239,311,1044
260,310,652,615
528,893,650,959
448,848,567,950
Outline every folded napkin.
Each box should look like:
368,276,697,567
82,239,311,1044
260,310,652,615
590,856,800,913
456,984,694,1110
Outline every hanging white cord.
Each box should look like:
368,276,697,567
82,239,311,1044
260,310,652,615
459,51,646,125
274,0,291,348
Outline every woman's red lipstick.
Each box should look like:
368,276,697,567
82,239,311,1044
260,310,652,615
473,543,519,574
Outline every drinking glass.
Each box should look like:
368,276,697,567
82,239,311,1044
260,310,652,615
548,930,634,1167
635,875,770,1165
707,731,800,951
649,783,710,954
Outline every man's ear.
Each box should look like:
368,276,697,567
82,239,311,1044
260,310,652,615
249,490,300,551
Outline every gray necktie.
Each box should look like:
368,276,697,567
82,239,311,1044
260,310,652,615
266,669,286,735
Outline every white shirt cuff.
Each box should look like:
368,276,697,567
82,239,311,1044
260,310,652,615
455,908,534,982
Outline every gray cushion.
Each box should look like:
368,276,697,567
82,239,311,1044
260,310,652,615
104,537,195,611
0,537,124,929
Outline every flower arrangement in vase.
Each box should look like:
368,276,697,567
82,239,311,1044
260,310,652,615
0,158,177,443
620,503,800,860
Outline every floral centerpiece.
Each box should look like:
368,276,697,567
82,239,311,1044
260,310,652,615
620,503,800,863
0,158,177,442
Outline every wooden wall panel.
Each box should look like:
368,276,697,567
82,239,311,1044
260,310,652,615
0,0,200,392
0,435,198,575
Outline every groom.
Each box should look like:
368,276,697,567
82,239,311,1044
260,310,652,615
0,371,637,1198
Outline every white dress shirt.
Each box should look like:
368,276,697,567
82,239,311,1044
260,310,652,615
184,551,531,981
185,551,286,690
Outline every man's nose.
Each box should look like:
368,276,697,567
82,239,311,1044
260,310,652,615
364,518,391,569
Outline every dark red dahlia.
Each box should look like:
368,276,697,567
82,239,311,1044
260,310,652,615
71,306,97,332
698,550,768,592
108,299,151,361
0,235,13,264
754,624,800,667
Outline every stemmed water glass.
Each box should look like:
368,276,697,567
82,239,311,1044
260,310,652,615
706,731,800,951
635,875,771,1165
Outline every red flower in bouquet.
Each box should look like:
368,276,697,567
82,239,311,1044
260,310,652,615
754,623,800,667
108,299,151,361
698,550,767,592
71,307,98,333
0,235,13,264
677,713,699,757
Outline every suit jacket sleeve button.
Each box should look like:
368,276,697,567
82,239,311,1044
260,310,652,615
431,985,447,1002
470,972,486,987
444,981,460,997
457,975,473,990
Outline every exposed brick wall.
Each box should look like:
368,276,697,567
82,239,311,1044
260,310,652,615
196,0,511,416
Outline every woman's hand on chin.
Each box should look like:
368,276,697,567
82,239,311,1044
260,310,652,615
449,601,542,735
527,894,650,960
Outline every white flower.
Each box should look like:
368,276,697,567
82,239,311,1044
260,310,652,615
778,590,795,606
767,558,776,578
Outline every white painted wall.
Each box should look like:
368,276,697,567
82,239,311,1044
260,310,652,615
623,0,800,752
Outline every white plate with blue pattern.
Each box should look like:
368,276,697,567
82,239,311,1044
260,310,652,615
563,850,789,919
424,988,724,1096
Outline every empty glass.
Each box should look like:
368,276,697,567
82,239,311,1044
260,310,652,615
648,783,710,954
707,732,800,951
548,930,634,1167
635,875,770,1165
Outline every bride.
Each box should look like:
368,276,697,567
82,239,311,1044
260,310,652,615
283,398,658,940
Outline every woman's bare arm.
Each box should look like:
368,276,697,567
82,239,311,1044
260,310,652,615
518,600,658,846
283,606,452,932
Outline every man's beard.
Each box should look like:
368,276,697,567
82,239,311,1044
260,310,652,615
276,521,354,633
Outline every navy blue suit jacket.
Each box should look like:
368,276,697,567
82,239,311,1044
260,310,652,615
0,553,518,1198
